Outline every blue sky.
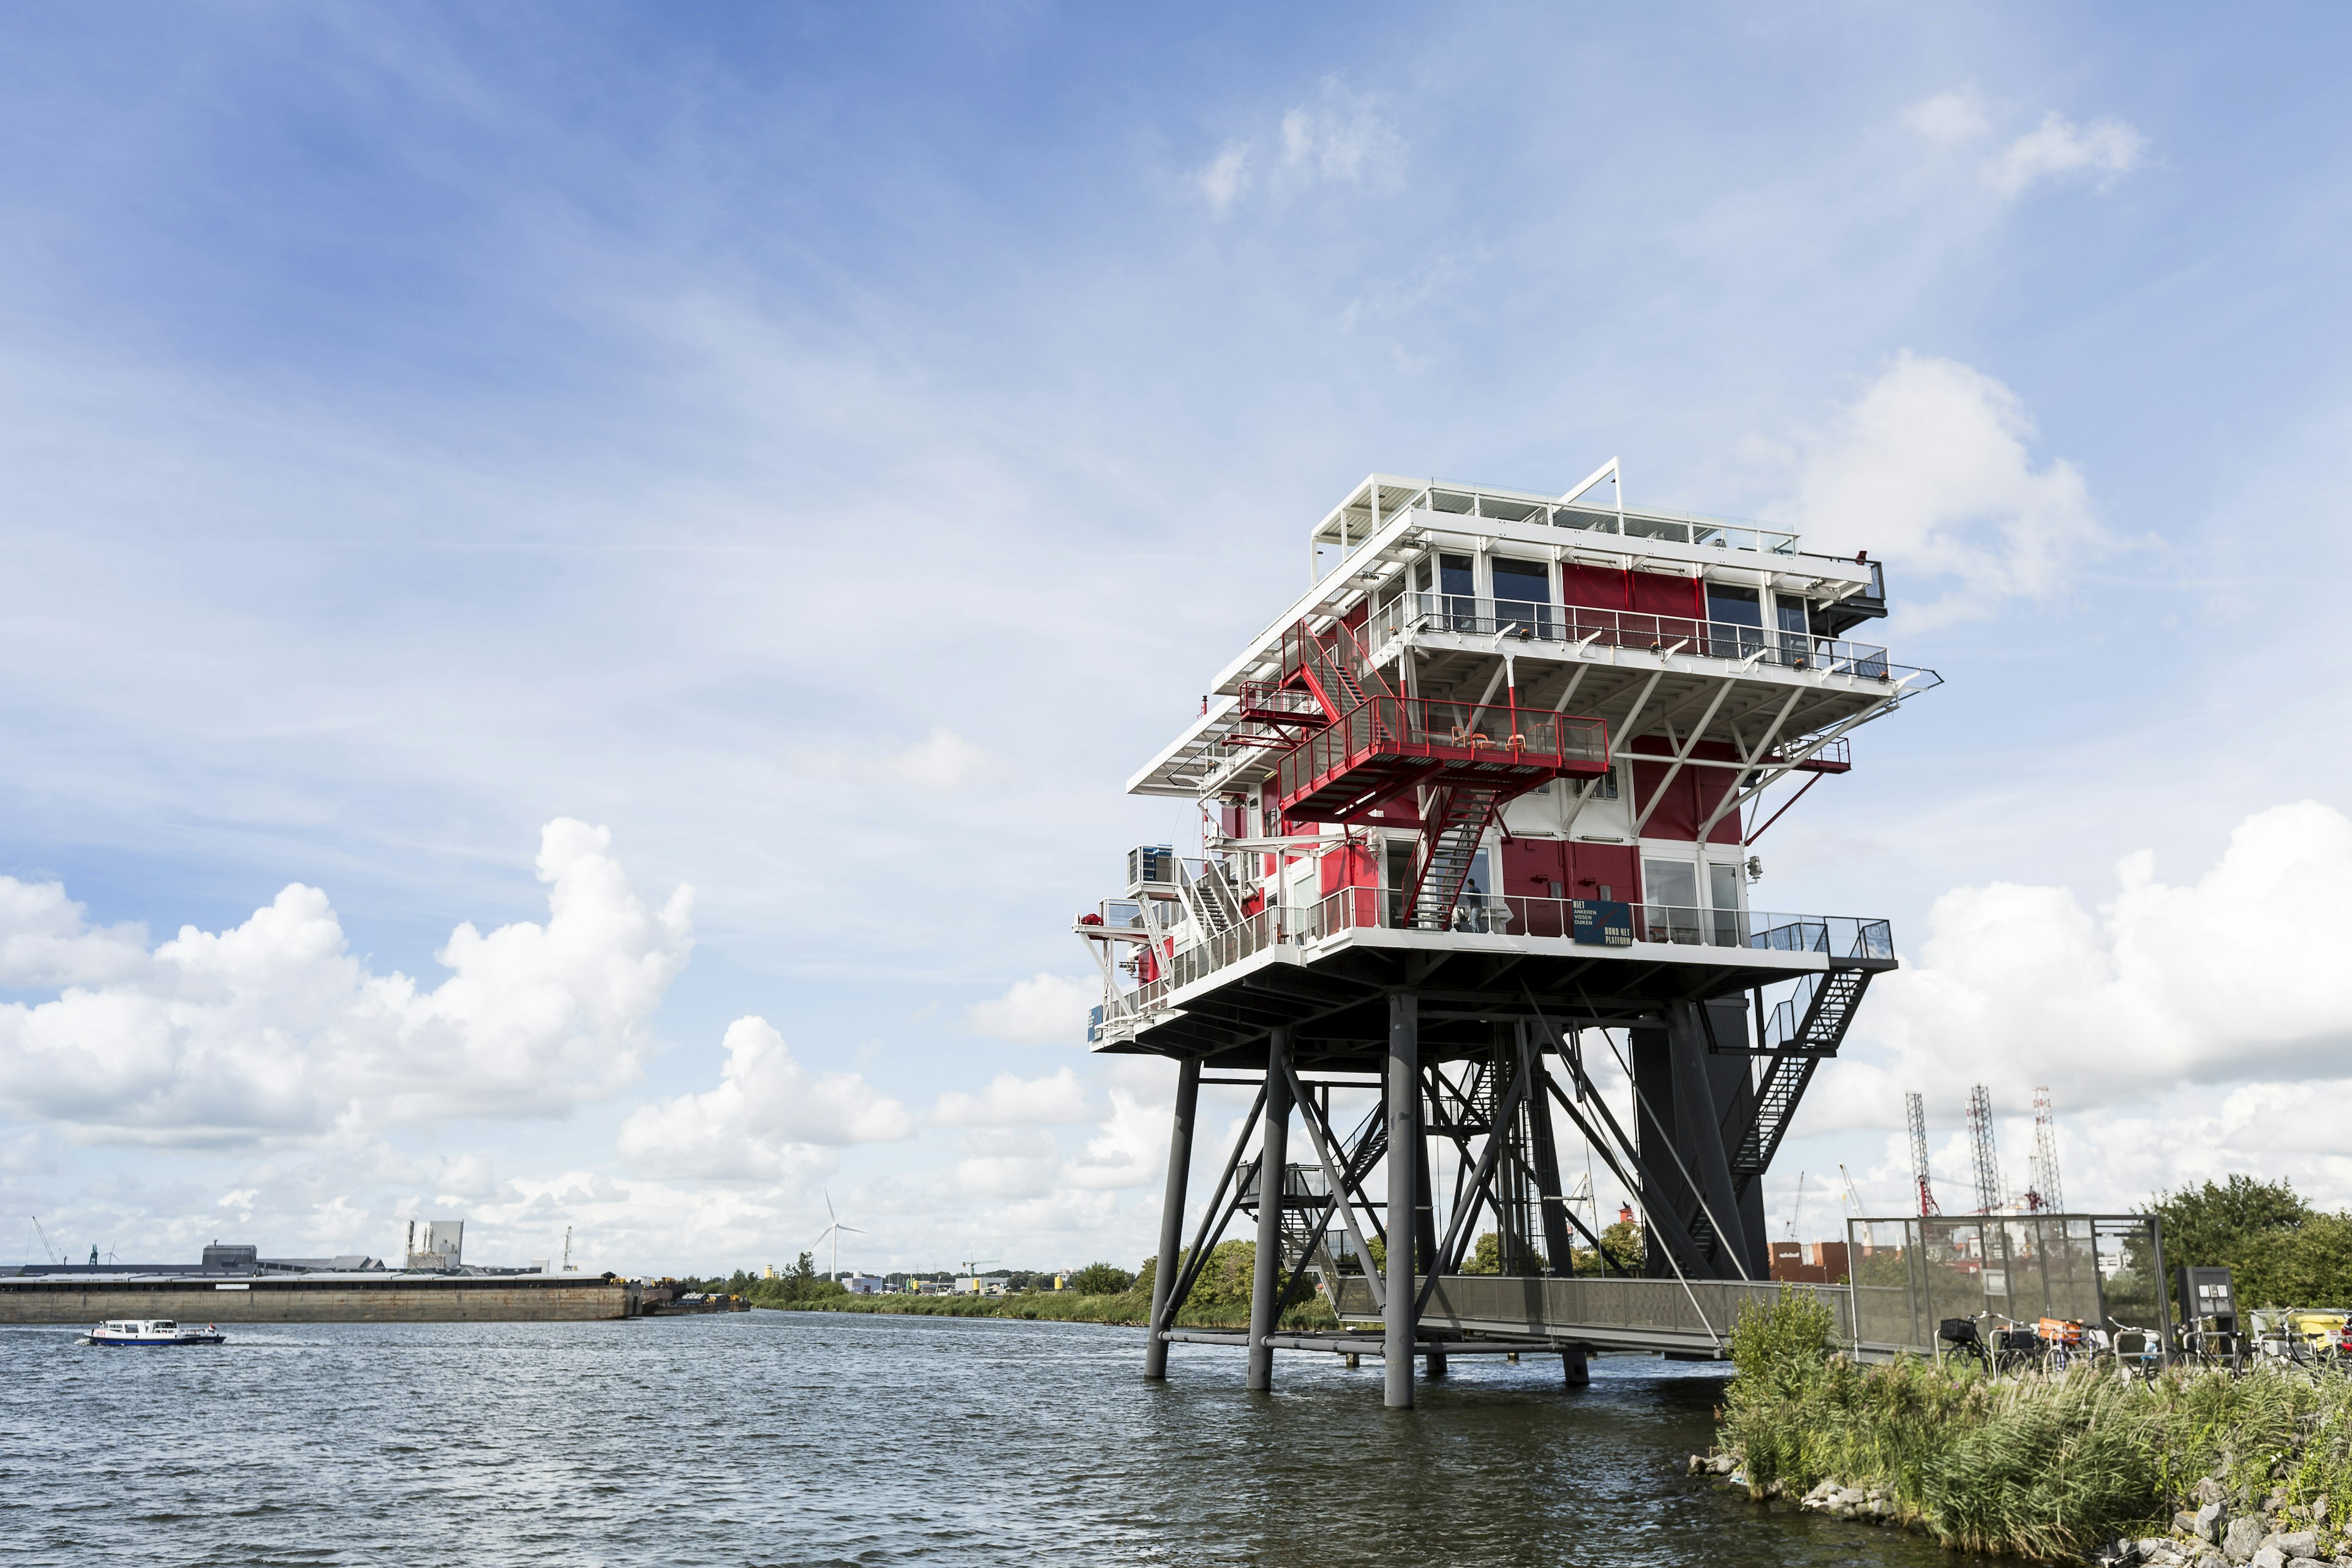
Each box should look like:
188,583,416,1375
4,3,2350,1272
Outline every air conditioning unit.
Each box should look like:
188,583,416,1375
1126,845,1178,897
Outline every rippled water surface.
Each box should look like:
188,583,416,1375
4,1312,1974,1565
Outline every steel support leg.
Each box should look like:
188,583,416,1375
1385,991,1419,1409
1247,1027,1292,1392
1414,1104,1446,1381
1562,1343,1590,1388
1143,1057,1200,1381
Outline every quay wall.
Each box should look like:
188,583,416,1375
0,1275,640,1324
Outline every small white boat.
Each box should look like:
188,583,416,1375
83,1319,225,1347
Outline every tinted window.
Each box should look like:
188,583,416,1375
1776,597,1811,635
1491,558,1549,605
1706,585,1762,626
1440,554,1475,597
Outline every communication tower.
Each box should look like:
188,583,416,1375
1077,464,1937,1404
1905,1092,1939,1216
2030,1087,2064,1214
1965,1085,2002,1216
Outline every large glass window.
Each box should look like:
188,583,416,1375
1708,862,1743,947
1705,584,1764,658
1774,595,1812,666
1439,553,1476,631
1491,557,1553,639
1642,858,1700,944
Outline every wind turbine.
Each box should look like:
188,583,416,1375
813,1191,865,1283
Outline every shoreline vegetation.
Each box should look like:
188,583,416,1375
1705,1178,2352,1564
1709,1293,2352,1564
758,1243,1343,1333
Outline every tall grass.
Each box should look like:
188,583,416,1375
1717,1294,2352,1561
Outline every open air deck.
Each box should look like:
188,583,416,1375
1085,886,1894,1061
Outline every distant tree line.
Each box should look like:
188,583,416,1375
2144,1174,2352,1310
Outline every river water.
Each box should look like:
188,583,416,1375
2,1312,1980,1565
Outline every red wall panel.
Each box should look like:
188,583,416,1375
1566,843,1639,903
1628,742,1744,845
1560,563,1630,611
1319,842,1378,896
1627,570,1704,619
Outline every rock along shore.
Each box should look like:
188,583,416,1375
1691,1450,2350,1568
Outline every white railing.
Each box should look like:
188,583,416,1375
1363,488,1804,555
1365,592,1898,680
1087,888,1891,1041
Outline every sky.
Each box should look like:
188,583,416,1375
3,2,2350,1275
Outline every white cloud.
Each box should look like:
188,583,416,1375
616,1016,913,1180
1985,111,2146,198
1823,802,2352,1124
0,877,149,989
1196,139,1251,214
1190,77,1401,213
967,971,1096,1045
785,726,993,794
1784,351,2105,622
1902,87,1991,148
1062,1085,1165,1190
1277,82,1401,186
930,1067,1093,1128
949,1126,1062,1198
0,819,692,1145
1901,89,2145,199
881,727,990,793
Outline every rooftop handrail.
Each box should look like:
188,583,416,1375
1365,591,1899,680
1373,488,1803,555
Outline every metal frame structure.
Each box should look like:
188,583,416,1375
1091,466,1936,1406
1966,1084,2003,1216
1905,1091,1940,1216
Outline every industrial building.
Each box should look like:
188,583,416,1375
1080,464,1937,1404
2,1224,639,1322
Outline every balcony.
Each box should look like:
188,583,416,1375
1363,592,1902,681
1087,887,1893,1041
1272,695,1609,821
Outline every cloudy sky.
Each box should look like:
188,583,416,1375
3,4,2348,1274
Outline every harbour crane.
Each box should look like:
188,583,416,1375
1838,1163,1864,1219
28,1215,60,1266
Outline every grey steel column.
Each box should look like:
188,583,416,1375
1413,1101,1446,1380
1143,1056,1201,1381
1385,991,1419,1409
1246,1027,1293,1391
1562,1343,1590,1387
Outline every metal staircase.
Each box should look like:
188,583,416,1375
1180,859,1245,938
1761,964,1872,1054
1733,967,1875,1194
1287,619,1389,722
1403,781,1506,929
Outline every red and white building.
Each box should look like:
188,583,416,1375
1080,462,1936,1404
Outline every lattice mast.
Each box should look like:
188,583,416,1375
1905,1091,1940,1216
1965,1084,2002,1216
2030,1086,2064,1214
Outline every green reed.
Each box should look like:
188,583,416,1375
1717,1293,2352,1561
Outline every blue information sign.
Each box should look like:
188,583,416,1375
1571,899,1634,947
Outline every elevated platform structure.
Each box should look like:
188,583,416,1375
1079,462,1937,1405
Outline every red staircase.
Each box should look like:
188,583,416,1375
1267,619,1610,930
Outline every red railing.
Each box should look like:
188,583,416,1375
1273,695,1608,810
